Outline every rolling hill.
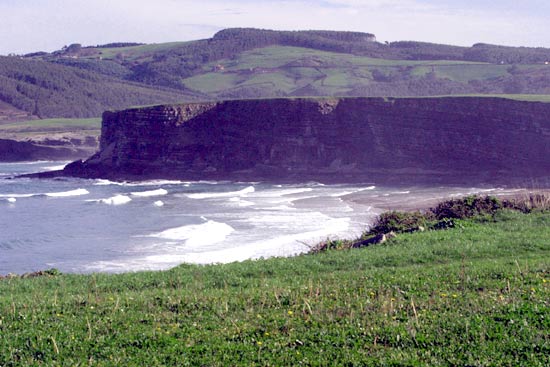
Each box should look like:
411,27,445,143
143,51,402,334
1,28,550,121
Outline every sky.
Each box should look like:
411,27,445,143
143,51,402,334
1,0,550,55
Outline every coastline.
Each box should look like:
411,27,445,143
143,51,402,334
0,162,548,273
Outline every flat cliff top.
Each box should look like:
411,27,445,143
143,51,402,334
117,94,550,114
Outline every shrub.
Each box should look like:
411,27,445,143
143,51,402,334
430,195,502,220
368,210,430,235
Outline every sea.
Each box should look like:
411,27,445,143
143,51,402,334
0,161,522,274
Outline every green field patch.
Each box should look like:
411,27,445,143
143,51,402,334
0,118,101,132
185,46,498,95
434,64,511,82
240,72,297,93
285,67,326,80
182,73,244,93
205,46,489,74
92,42,191,61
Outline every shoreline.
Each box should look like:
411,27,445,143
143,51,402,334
1,178,547,277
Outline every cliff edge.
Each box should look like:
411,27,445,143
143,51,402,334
59,97,550,185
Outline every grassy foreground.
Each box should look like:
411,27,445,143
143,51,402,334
1,210,549,366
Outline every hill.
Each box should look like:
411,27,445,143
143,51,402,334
1,206,548,365
0,56,201,120
2,28,550,120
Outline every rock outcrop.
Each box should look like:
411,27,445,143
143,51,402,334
0,138,95,162
59,97,550,185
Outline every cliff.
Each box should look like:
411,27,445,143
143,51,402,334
0,138,95,162
60,97,550,185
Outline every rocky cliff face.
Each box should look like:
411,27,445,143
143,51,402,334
62,97,550,185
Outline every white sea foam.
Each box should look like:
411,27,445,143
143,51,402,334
153,200,164,207
131,188,168,197
45,188,89,197
87,195,132,205
187,186,255,199
7,198,16,203
93,179,116,186
228,197,255,207
94,179,185,187
326,186,377,198
263,205,295,211
150,217,349,265
237,200,255,207
253,188,313,197
0,189,88,198
41,164,68,171
330,191,354,197
0,193,36,198
83,216,350,272
148,220,234,247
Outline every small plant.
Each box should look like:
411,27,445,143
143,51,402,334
44,268,61,276
368,210,430,235
308,238,351,253
502,193,550,213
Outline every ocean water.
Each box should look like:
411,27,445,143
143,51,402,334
0,161,520,274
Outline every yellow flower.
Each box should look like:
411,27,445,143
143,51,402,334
452,294,458,298
440,293,447,298
264,332,270,336
287,310,294,316
256,341,263,346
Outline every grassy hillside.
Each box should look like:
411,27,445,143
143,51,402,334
1,209,549,366
2,28,550,119
0,56,198,119
182,45,550,98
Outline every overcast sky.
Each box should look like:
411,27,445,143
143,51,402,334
1,0,549,55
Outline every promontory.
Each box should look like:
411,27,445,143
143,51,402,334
47,96,550,185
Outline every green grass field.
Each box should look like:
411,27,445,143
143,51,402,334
0,118,101,132
179,45,550,98
89,42,191,62
1,209,549,366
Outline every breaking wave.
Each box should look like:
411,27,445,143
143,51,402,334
0,188,89,198
148,220,234,247
131,188,168,197
87,194,132,205
187,186,255,199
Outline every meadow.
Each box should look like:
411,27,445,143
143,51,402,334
0,118,101,142
1,206,548,366
181,45,550,98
